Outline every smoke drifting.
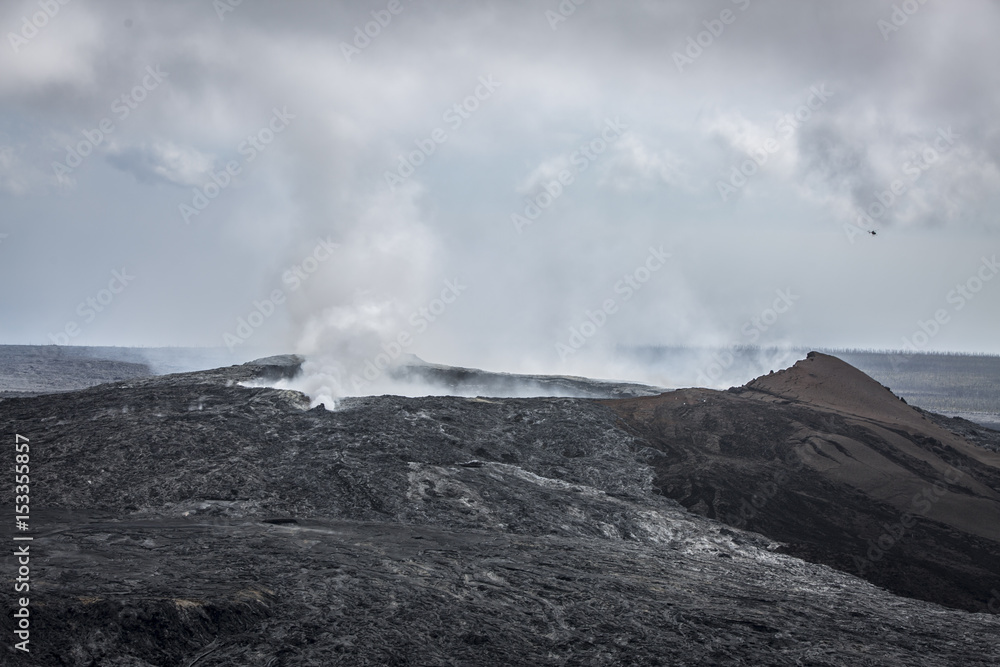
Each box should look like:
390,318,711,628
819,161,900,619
268,182,441,402
2,1,999,375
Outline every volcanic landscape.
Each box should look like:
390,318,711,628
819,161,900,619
2,348,999,665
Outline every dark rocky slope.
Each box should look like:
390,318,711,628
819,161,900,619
387,356,666,398
1,354,999,665
604,352,1000,614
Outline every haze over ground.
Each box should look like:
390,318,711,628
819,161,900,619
1,0,999,390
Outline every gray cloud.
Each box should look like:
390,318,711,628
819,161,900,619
106,142,214,187
0,0,998,376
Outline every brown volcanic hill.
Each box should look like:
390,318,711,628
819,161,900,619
603,352,1000,613
746,351,918,422
746,353,1000,541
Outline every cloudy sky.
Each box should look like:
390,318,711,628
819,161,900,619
2,0,999,384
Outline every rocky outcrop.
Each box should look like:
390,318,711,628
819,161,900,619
1,353,999,664
605,352,1000,613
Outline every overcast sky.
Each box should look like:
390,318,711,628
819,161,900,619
2,0,999,383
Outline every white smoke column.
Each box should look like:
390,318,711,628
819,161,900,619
277,184,440,406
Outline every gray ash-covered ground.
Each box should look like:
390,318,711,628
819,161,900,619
9,511,1000,667
922,408,1000,453
0,345,252,398
385,357,666,399
0,345,154,397
1,353,1000,665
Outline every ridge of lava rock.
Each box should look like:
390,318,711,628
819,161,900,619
603,352,1000,614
